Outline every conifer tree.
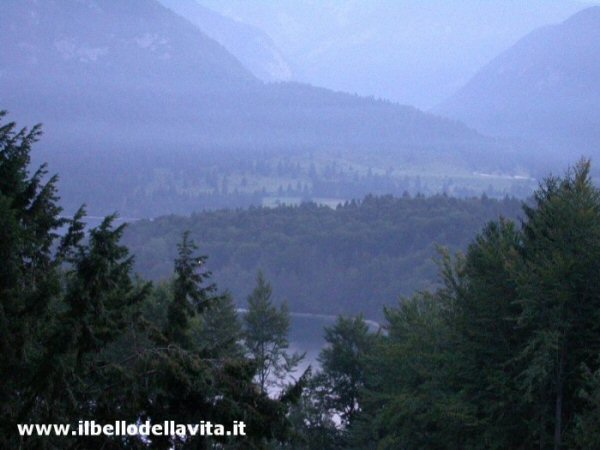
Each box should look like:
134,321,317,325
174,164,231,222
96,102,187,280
349,291,467,450
164,231,219,347
142,241,298,448
516,160,600,449
244,271,303,394
569,361,600,448
448,219,531,448
317,315,374,427
290,316,374,449
193,291,243,358
30,214,151,447
0,111,153,448
0,112,65,446
1,112,301,448
348,160,600,450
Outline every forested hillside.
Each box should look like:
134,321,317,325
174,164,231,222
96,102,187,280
0,0,531,216
123,194,522,318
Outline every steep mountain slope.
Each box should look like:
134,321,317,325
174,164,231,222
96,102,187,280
0,0,523,216
198,0,585,109
438,6,600,162
0,0,255,124
157,0,292,82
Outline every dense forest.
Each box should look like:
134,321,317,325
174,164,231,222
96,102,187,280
0,113,313,449
330,159,600,450
5,112,600,449
50,149,536,217
124,194,522,318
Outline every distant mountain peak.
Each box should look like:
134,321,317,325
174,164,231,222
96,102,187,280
0,0,256,84
1,0,522,215
437,5,600,159
157,0,293,82
563,5,600,26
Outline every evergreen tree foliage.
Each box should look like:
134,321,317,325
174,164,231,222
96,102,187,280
126,242,299,448
0,112,301,449
441,219,530,448
165,231,220,348
284,375,343,450
0,111,66,447
317,315,374,426
288,315,375,449
192,291,243,359
515,160,600,449
243,271,304,394
347,159,600,449
124,193,523,319
33,213,152,448
10,108,600,448
350,291,467,450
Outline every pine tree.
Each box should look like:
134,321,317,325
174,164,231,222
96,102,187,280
448,219,531,448
349,290,469,450
569,360,600,448
244,271,303,394
0,112,65,447
284,373,343,450
290,315,374,449
141,259,299,448
164,231,220,348
316,315,374,427
516,160,600,449
348,160,600,449
1,111,307,449
32,214,151,447
192,291,243,359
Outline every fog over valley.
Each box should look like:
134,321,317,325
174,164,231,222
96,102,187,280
3,2,600,448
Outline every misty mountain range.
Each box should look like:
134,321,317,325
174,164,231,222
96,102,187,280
1,0,598,216
438,6,600,163
157,0,293,82
197,0,588,109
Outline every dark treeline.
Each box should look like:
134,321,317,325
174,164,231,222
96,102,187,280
5,112,600,449
124,194,522,318
0,113,309,449
47,147,535,217
294,160,600,449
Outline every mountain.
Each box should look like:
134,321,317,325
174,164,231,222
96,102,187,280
0,0,254,89
197,0,585,109
0,0,255,135
157,0,292,82
0,0,526,217
438,6,600,163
